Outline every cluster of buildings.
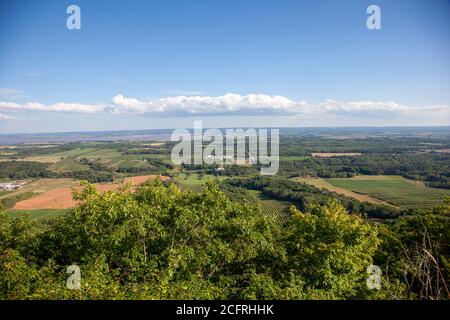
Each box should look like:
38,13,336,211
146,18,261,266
0,181,28,191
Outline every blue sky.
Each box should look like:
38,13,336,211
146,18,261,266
0,0,449,133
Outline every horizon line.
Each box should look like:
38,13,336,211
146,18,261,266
2,125,450,136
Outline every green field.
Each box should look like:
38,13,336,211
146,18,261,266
45,147,97,158
21,148,97,163
0,190,12,197
326,175,450,209
62,148,137,168
248,190,291,226
279,156,309,161
50,157,90,172
6,208,69,220
173,173,225,192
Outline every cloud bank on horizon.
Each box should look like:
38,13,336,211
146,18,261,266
0,113,17,121
0,93,449,125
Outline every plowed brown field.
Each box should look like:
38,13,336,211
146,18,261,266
13,175,170,210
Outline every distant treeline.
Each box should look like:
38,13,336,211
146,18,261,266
0,161,113,183
0,159,172,183
116,158,173,175
279,136,450,155
279,153,450,189
0,161,51,179
182,163,259,176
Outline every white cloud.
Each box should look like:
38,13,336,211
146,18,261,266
317,100,450,119
0,101,105,113
0,113,17,120
110,94,450,121
0,88,23,95
0,88,29,99
0,93,449,124
319,99,406,113
111,93,298,114
27,72,44,77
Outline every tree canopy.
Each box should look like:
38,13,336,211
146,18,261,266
0,180,448,299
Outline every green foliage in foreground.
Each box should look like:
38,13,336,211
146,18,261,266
0,180,448,299
375,198,450,300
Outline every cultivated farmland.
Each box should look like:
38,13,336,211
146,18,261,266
326,175,450,209
8,175,170,211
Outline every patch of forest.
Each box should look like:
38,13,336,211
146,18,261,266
278,153,450,189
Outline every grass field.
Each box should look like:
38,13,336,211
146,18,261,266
279,156,309,161
20,148,97,163
0,190,12,197
55,148,134,169
173,173,225,192
326,175,450,209
6,208,69,220
49,157,89,172
294,176,392,206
